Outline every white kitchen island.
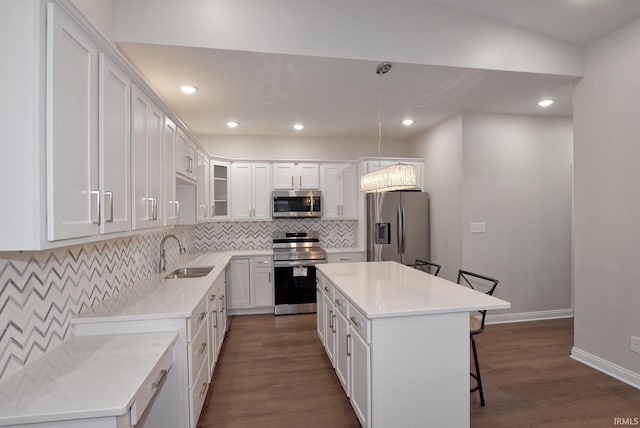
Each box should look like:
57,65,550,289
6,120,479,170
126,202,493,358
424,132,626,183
316,261,510,428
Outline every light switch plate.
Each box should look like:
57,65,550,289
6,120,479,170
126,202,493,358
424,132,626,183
470,222,486,233
631,336,640,354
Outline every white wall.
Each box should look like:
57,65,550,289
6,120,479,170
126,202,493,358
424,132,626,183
113,0,582,76
407,115,463,281
409,113,573,318
573,17,640,376
461,113,573,316
71,0,115,43
197,134,409,161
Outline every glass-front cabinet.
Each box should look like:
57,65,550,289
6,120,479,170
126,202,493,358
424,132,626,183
210,159,230,220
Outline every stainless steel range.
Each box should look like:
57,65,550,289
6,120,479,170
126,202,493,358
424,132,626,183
273,231,327,315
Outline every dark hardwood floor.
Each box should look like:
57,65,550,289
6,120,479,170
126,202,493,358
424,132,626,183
197,315,640,428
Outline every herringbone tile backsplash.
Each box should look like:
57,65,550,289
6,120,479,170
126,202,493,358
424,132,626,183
195,219,356,250
0,219,355,381
0,226,195,381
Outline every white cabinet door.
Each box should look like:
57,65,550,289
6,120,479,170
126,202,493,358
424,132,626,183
272,163,296,189
46,4,99,241
252,163,272,220
253,257,273,307
196,150,209,223
340,163,358,218
335,309,350,397
132,88,163,230
228,258,251,309
175,129,197,181
320,163,358,219
324,293,336,367
210,160,230,219
99,54,131,234
163,118,178,225
273,163,318,190
231,163,272,220
350,328,371,428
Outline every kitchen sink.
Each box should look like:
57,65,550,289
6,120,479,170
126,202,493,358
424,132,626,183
164,266,214,279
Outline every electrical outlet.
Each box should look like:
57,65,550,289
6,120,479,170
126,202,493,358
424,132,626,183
470,222,486,233
631,336,640,354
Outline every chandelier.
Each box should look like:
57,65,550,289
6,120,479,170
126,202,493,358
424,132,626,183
360,62,417,193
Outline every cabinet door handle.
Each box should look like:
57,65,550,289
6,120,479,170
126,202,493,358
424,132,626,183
332,314,336,333
200,382,208,396
347,334,351,356
199,342,207,354
291,176,294,187
104,191,113,223
220,295,225,311
152,369,168,389
350,316,360,327
299,176,302,187
213,310,218,328
91,190,100,225
268,272,271,283
329,310,333,329
175,200,180,218
199,311,206,322
211,205,215,217
153,197,158,220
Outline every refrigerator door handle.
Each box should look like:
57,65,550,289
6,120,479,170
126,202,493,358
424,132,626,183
397,206,403,254
401,205,406,254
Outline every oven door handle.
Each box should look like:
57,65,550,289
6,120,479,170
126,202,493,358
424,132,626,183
273,260,326,267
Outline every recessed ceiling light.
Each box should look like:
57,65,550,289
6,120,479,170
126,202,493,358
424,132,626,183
293,123,305,131
402,119,414,126
226,121,239,128
538,99,554,107
180,85,197,94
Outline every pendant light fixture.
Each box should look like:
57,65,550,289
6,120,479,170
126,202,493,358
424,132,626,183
360,62,417,193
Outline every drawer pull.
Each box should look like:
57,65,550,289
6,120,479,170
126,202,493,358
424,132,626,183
200,382,208,396
335,298,342,307
152,369,168,389
350,316,360,327
199,342,207,355
209,293,216,302
199,312,206,322
324,286,329,292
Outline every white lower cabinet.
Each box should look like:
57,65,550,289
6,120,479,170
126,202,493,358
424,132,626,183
72,273,228,428
349,325,371,427
227,256,273,312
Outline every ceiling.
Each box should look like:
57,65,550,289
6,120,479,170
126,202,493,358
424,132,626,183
116,1,640,139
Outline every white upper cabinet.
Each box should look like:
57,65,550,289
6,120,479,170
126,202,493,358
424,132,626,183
46,3,100,241
210,160,230,220
320,163,358,219
273,163,319,190
196,149,210,223
176,129,197,181
132,87,163,230
163,118,178,225
99,54,131,234
231,163,272,220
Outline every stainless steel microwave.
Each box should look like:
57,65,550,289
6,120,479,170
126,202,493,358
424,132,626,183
272,190,321,218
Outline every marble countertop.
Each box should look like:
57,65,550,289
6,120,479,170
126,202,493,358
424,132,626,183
317,261,510,319
0,332,177,426
73,250,271,324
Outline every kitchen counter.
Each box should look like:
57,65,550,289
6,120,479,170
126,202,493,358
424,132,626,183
73,250,271,323
317,261,510,318
0,332,177,427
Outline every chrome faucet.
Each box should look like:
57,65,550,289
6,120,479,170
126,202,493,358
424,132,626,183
159,234,187,272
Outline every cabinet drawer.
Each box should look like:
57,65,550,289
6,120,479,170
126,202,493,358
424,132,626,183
188,298,208,341
188,319,209,388
327,252,366,263
254,256,272,267
190,358,209,426
349,304,370,344
130,342,174,425
333,288,349,317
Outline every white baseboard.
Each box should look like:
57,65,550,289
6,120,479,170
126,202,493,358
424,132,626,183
571,347,640,390
486,308,573,324
228,307,274,316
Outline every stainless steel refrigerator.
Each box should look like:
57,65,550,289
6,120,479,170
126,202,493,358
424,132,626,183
366,191,429,264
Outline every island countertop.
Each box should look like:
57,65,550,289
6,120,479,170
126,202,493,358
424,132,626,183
317,261,510,319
